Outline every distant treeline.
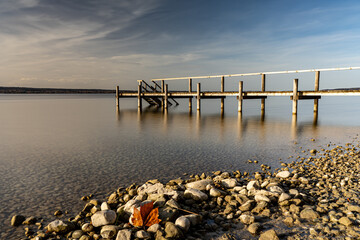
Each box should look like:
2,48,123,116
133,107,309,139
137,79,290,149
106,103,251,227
0,87,115,94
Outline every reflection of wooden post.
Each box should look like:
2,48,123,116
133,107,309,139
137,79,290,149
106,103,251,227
261,74,266,111
164,84,168,110
138,82,142,110
189,78,192,110
197,83,201,111
292,78,298,115
238,81,243,112
314,71,320,112
116,86,119,107
221,76,225,110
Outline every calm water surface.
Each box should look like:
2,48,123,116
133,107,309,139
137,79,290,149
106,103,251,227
1,94,360,238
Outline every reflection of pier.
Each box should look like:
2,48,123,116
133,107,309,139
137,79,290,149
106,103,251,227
116,67,360,117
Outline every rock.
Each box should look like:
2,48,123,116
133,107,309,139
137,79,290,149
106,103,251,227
81,223,93,232
166,199,180,209
101,225,118,239
347,204,360,212
339,217,352,226
116,229,132,240
185,179,213,190
22,216,36,225
72,230,84,239
135,230,151,239
247,181,260,191
175,216,190,232
54,210,62,216
300,208,320,220
123,199,141,214
165,222,183,239
255,194,271,202
278,193,291,202
137,183,177,198
183,214,202,226
101,202,110,210
248,222,261,235
276,171,291,178
239,200,255,211
184,188,208,201
147,223,161,233
239,214,255,225
283,216,294,226
209,188,224,197
251,201,268,214
298,177,309,184
11,215,25,226
259,229,279,240
91,210,117,227
221,178,238,188
268,186,284,195
47,220,74,233
159,207,179,222
79,235,91,240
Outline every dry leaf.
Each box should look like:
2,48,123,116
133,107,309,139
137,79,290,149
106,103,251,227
144,207,161,227
130,201,161,227
131,207,143,227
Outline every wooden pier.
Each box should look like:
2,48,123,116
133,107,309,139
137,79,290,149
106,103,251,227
116,67,360,115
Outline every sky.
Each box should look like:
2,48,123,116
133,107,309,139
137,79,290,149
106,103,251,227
1,0,360,90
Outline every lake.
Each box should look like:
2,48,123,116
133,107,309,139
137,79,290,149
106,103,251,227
1,94,360,238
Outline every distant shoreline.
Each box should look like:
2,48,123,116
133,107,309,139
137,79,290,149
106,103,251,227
0,87,115,94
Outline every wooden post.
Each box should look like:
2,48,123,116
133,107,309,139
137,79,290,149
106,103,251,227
314,71,320,112
292,78,298,115
116,86,119,107
189,78,192,110
221,76,225,109
197,83,201,111
138,82,142,110
164,84,168,110
238,81,243,112
261,74,266,111
161,80,165,108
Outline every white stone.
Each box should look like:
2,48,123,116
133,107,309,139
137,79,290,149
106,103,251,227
233,186,244,192
289,189,299,196
147,223,161,233
101,225,118,239
185,179,213,191
184,188,208,201
47,220,70,233
137,183,177,198
101,202,110,211
123,199,141,214
209,188,223,197
175,216,190,232
116,229,132,240
247,181,260,191
269,186,284,194
134,230,150,239
81,223,93,232
254,194,271,202
221,178,238,188
239,214,255,225
183,214,202,226
279,193,291,202
91,210,117,227
276,171,291,178
299,177,309,184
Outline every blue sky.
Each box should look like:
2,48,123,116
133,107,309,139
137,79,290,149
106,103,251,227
1,0,360,89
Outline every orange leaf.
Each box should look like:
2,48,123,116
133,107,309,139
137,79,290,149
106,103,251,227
140,202,154,222
131,207,143,227
144,207,161,227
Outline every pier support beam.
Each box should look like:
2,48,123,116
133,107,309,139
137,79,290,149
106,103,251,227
238,81,243,112
261,74,266,111
116,86,119,107
189,78,192,110
164,84,168,110
292,78,298,115
161,80,165,108
314,71,320,112
197,83,201,111
138,82,142,110
221,76,225,110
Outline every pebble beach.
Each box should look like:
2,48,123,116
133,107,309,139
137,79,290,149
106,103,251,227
9,139,360,240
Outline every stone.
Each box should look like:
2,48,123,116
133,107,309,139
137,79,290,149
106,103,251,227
165,222,183,239
116,229,132,240
259,229,279,240
300,208,320,220
91,210,117,227
183,214,202,226
11,215,25,226
101,225,118,239
248,222,261,235
268,186,284,195
278,193,291,202
81,223,93,232
339,217,352,226
22,216,36,225
47,220,74,233
137,183,177,198
255,194,271,202
184,188,208,201
79,235,91,240
239,214,255,225
347,204,360,213
247,181,260,191
252,201,268,214
276,171,291,178
283,216,294,226
101,202,110,210
123,199,141,214
135,230,151,239
175,216,191,232
147,223,161,233
166,199,180,209
221,178,238,188
239,200,255,211
72,230,84,239
159,207,179,222
209,188,223,197
185,179,213,190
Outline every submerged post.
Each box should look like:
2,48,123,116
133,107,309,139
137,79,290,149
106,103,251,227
292,78,298,115
221,76,225,110
161,80,165,108
116,86,119,107
238,81,243,112
189,78,192,110
261,74,266,111
197,83,201,111
138,81,142,110
164,84,168,110
314,71,320,112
